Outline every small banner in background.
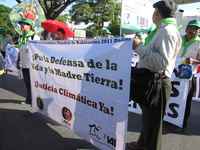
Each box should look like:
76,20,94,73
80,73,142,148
121,0,154,34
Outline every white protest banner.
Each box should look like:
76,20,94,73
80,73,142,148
29,38,132,150
121,0,153,33
128,73,189,128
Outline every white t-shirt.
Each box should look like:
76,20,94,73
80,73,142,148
19,36,40,68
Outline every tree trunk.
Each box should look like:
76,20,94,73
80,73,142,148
38,0,76,19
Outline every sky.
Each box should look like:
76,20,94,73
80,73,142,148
0,0,17,8
0,0,200,15
178,2,200,15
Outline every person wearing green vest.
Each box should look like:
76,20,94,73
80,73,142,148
18,17,35,105
179,20,200,129
179,20,200,70
128,1,181,150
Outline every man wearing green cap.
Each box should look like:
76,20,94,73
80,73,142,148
17,18,35,48
18,17,36,105
179,20,200,65
178,19,200,128
128,0,181,150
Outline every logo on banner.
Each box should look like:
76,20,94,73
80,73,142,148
36,96,44,110
88,124,116,148
62,107,72,126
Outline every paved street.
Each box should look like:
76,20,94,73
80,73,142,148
0,72,200,150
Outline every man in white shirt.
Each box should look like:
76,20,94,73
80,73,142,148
18,18,36,105
178,20,200,128
128,0,181,150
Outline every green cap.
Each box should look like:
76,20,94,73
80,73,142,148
18,18,34,27
187,20,200,28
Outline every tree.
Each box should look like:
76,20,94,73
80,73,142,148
15,0,99,21
70,0,121,37
15,0,79,39
38,0,77,19
57,13,71,23
0,5,15,36
107,2,121,36
70,3,93,24
15,0,121,37
16,0,77,19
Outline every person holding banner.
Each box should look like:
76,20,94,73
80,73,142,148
129,33,144,101
178,20,200,129
128,0,181,150
53,28,67,40
8,0,44,105
41,19,74,40
17,16,36,105
131,32,145,66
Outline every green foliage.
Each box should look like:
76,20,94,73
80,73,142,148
38,0,77,19
70,0,121,37
71,3,93,24
0,5,16,36
108,2,121,36
108,20,120,36
57,13,71,23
